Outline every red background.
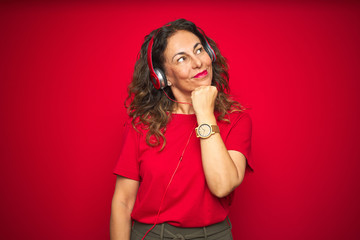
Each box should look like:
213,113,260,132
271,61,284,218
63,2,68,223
1,1,360,239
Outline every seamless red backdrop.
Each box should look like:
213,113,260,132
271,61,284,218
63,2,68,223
1,1,360,239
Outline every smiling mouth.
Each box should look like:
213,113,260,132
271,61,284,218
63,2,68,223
193,70,208,78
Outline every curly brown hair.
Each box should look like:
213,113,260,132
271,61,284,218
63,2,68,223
126,19,243,150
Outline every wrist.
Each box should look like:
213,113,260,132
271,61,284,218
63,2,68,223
196,113,216,125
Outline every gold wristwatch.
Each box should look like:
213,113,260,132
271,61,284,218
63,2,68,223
195,124,220,139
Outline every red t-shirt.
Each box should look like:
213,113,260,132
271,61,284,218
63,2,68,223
113,111,253,227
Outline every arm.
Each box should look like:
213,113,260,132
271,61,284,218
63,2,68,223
191,86,247,198
110,175,139,240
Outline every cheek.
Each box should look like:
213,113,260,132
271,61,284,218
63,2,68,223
201,54,212,69
206,56,213,66
172,67,190,80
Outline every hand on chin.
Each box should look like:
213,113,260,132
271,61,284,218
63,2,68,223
191,86,218,117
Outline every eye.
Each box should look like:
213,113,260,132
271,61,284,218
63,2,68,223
177,56,186,63
196,47,203,54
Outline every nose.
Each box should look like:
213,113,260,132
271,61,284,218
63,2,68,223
192,55,202,69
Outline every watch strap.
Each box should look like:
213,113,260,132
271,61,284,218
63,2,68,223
211,125,220,134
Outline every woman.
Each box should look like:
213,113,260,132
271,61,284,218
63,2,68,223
110,19,253,240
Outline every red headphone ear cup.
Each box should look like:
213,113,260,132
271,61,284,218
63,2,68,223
154,68,167,89
147,33,168,90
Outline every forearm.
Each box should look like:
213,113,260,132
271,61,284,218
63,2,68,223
197,113,241,198
110,199,132,240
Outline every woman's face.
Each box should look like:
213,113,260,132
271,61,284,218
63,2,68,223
163,30,213,99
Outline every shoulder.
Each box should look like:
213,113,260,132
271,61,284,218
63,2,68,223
228,110,251,122
123,114,148,128
122,115,146,136
216,110,252,138
217,110,252,126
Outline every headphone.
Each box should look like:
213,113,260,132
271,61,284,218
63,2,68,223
147,26,217,90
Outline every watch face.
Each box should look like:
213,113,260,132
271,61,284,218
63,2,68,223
198,124,212,138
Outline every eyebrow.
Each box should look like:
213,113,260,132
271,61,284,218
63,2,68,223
171,42,202,61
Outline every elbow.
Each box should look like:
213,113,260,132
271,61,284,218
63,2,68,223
209,177,244,198
210,184,237,198
211,188,232,198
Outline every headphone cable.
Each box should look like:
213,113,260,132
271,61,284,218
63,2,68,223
140,123,196,240
162,89,192,105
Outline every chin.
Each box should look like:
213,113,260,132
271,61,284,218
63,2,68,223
195,79,211,87
190,75,212,88
203,77,213,86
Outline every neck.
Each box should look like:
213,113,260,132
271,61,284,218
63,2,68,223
173,103,195,114
166,87,194,114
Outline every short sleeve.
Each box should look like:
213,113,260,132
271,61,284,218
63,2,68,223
113,119,141,181
225,112,253,171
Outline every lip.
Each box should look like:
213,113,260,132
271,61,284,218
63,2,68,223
193,70,208,78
